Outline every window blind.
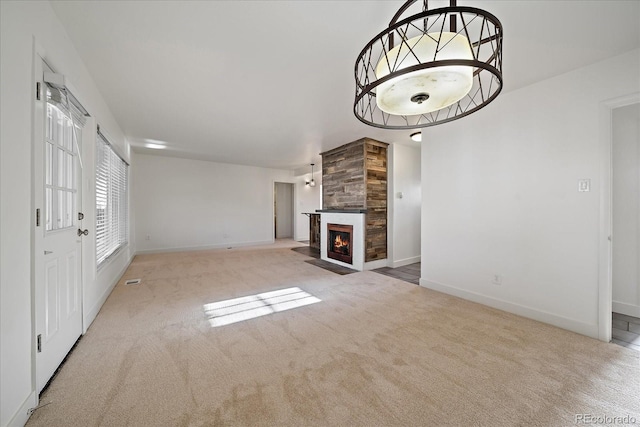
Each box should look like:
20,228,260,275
47,86,88,128
96,129,128,267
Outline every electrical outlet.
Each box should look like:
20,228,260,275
145,234,150,241
492,274,503,285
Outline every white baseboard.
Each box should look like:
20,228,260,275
83,254,133,332
363,259,389,271
420,278,599,339
135,239,274,255
613,301,640,318
390,256,421,268
6,390,36,427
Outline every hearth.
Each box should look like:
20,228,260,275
327,223,353,265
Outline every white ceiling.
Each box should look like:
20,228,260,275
50,0,640,170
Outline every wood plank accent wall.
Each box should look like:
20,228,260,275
309,214,321,250
321,142,365,209
321,138,388,262
364,141,388,262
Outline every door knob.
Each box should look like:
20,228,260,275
77,229,89,236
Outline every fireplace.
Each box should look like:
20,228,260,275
327,223,353,264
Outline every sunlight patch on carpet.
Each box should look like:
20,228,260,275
203,287,321,327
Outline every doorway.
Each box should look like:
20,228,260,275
598,94,640,342
33,59,87,393
274,182,294,239
611,103,640,351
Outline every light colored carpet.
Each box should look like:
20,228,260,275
27,242,640,426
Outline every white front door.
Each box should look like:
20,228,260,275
34,59,84,393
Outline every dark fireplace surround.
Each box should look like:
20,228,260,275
327,223,353,264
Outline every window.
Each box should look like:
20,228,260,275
45,88,84,231
96,130,128,267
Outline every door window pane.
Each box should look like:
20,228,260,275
45,188,52,231
46,142,53,186
57,147,65,188
66,152,74,189
64,119,73,151
57,189,65,228
45,89,80,232
64,190,73,228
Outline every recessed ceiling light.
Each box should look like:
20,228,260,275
410,132,422,142
145,143,166,150
143,139,168,149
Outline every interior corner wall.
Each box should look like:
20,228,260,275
612,103,640,317
0,2,131,426
420,49,640,339
388,144,421,267
132,154,298,252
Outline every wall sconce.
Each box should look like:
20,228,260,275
305,163,316,187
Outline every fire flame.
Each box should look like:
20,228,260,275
334,234,349,248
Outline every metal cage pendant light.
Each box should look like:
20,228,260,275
354,0,503,129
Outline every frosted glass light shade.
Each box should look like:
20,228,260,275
375,32,474,115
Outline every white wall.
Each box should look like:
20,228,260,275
420,49,640,339
388,144,421,267
612,103,640,317
80,122,134,333
0,2,132,426
133,154,301,252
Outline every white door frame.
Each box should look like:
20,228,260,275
272,180,297,242
32,47,88,394
597,92,640,342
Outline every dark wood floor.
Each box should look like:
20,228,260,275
290,245,320,258
373,263,420,285
612,312,640,352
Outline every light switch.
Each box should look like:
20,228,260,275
578,179,590,192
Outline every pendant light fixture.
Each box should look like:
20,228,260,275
354,0,503,129
306,163,316,187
